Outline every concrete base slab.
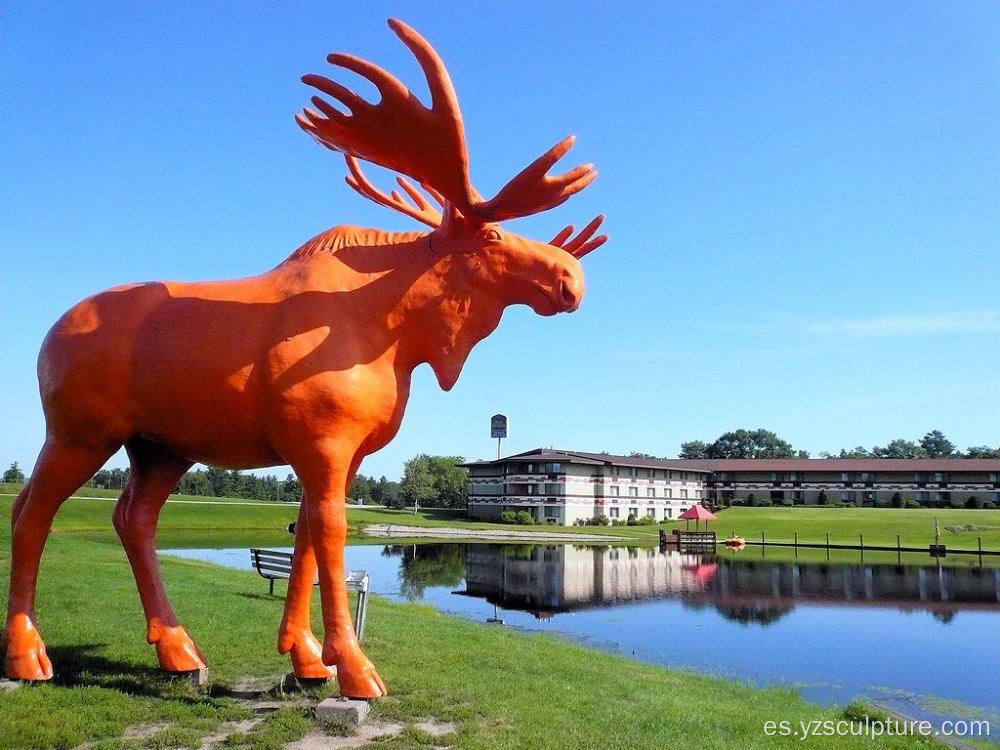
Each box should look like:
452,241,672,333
0,679,23,692
315,697,370,729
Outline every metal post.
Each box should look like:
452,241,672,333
860,533,864,562
794,531,798,558
897,534,901,564
826,532,830,560
979,537,984,567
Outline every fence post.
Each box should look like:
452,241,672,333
859,533,864,562
979,537,984,567
826,532,830,560
896,534,901,564
794,531,798,557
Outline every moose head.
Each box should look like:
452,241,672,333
296,18,607,320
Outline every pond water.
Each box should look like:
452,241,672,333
161,542,1000,733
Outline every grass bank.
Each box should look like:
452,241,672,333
0,503,948,749
707,507,1000,551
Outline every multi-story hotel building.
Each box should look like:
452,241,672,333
463,449,1000,525
462,449,712,525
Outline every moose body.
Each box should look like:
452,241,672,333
4,20,605,697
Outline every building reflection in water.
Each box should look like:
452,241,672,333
386,543,1000,625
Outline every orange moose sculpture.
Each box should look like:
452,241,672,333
3,19,605,698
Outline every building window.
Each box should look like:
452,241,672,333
664,508,672,519
609,507,619,518
769,472,779,483
989,492,999,503
646,508,656,518
789,472,798,482
629,507,639,518
629,467,637,478
665,488,673,499
680,489,689,499
933,473,949,484
647,488,655,498
840,491,857,501
527,463,534,473
841,473,850,483
628,487,638,497
546,462,562,474
937,491,951,503
770,490,784,501
544,506,559,518
610,486,619,496
918,491,929,502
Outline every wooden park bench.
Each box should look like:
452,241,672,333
249,548,371,641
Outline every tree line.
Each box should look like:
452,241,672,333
2,454,468,509
676,428,999,460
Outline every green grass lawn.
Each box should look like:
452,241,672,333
707,507,1000,551
0,500,952,749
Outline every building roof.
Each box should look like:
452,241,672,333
461,450,1000,473
460,448,713,473
667,458,1000,472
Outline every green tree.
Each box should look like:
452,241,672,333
706,429,797,459
920,430,956,458
400,454,468,509
281,473,303,502
838,446,871,458
428,456,468,508
371,475,401,506
871,439,926,459
347,474,374,504
678,440,708,459
400,455,437,510
965,445,1000,459
3,462,25,483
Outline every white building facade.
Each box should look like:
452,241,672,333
462,449,710,525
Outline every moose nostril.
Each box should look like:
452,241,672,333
559,278,578,307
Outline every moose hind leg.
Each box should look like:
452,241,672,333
278,495,335,679
112,440,204,672
5,440,115,680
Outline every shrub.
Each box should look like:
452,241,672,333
626,514,639,526
590,513,610,526
499,510,517,524
778,497,793,507
966,496,984,509
636,515,657,525
984,501,998,509
610,518,625,526
746,493,755,506
891,492,903,508
816,490,828,506
903,498,920,508
748,496,772,507
514,511,534,525
730,498,745,507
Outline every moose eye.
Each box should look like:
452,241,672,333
484,228,502,242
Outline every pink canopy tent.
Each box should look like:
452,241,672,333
678,504,717,530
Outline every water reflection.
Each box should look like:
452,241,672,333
384,543,1000,623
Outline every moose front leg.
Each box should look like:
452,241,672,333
294,445,386,698
277,497,335,680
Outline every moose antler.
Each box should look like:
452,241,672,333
344,156,443,228
550,215,608,259
297,18,476,214
298,18,601,229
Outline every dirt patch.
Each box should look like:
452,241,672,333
285,722,405,749
196,718,263,750
122,723,170,740
415,719,458,737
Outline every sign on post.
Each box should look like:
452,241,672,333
490,414,508,439
490,413,508,460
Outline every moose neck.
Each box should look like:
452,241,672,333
290,226,503,392
390,237,504,392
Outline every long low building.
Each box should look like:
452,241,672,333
462,449,1000,525
462,449,712,525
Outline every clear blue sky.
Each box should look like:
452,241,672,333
2,2,997,481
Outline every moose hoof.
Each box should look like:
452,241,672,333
150,624,207,673
3,614,53,681
327,645,386,699
291,644,336,681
